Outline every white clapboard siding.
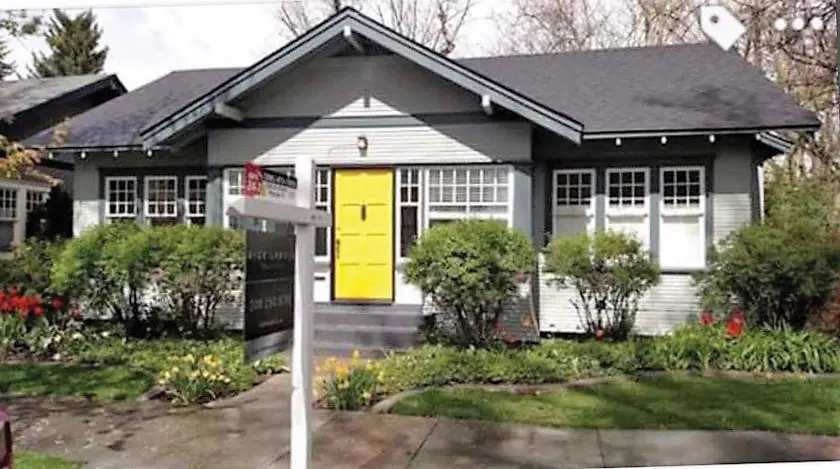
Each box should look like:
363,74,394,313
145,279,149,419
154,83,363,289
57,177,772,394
538,253,702,335
208,123,532,166
239,55,481,118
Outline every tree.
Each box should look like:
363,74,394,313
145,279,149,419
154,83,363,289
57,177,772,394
29,9,108,78
276,0,476,55
0,39,14,80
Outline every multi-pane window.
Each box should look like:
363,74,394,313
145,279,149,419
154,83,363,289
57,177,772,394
144,176,178,225
105,177,137,218
186,176,207,226
398,169,420,258
314,168,330,258
0,189,16,251
25,191,47,213
552,169,595,238
426,167,509,227
605,168,649,248
660,166,705,269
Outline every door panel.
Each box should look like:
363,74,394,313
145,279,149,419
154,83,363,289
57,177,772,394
334,168,394,301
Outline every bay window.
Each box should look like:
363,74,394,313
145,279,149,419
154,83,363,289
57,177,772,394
144,176,179,226
426,166,510,228
659,166,705,270
552,169,595,237
605,168,650,248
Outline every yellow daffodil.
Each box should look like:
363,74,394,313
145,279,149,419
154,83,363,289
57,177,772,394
172,366,179,373
362,391,372,401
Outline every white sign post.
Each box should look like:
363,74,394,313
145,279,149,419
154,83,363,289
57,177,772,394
229,155,330,469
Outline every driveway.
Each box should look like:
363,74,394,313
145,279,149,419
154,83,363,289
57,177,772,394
12,374,840,468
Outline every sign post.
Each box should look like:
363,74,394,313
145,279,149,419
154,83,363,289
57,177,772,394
230,157,330,469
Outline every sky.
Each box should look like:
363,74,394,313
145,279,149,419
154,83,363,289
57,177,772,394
5,0,510,90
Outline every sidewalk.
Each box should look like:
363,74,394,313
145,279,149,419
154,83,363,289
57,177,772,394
14,374,840,468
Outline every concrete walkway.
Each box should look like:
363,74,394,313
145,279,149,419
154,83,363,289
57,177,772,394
12,374,840,468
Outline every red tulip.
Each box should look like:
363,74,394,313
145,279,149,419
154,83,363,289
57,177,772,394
33,306,44,317
700,312,715,325
595,329,606,341
51,298,64,310
725,318,745,337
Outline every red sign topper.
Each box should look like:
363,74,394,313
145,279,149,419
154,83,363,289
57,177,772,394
244,162,265,198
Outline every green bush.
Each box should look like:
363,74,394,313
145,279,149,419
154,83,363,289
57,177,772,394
544,230,661,340
52,222,145,329
694,222,840,329
403,219,535,348
0,238,66,295
153,225,245,334
696,175,840,329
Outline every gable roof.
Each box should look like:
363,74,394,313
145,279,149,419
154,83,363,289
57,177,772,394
28,13,820,150
139,7,584,147
0,74,125,121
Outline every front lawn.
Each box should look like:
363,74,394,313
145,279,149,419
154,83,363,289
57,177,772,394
391,375,840,435
0,363,154,400
15,451,81,469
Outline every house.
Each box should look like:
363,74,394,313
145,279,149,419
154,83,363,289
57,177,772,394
1,74,126,252
27,8,820,355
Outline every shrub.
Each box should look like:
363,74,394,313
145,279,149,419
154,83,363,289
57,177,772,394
152,225,245,334
694,222,840,329
0,238,66,296
315,352,381,410
544,230,661,340
403,219,535,348
52,222,145,329
157,353,236,405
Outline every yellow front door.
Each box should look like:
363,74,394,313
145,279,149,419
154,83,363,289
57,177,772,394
333,168,394,302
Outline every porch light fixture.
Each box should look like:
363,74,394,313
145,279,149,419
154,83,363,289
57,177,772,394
147,149,154,157
357,135,368,151
113,150,119,158
79,151,87,160
709,134,716,143
660,136,668,145
615,138,622,146
47,152,54,159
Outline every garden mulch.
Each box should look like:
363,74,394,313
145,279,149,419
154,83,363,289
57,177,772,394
6,372,840,468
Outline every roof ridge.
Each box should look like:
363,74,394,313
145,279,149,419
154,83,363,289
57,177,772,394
459,41,716,61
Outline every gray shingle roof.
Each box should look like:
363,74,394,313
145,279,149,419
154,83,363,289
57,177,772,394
460,42,820,134
0,74,112,119
31,42,820,148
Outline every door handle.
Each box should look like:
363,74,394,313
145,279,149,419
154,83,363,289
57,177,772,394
360,204,367,221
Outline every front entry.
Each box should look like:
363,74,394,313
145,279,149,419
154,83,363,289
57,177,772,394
333,168,394,302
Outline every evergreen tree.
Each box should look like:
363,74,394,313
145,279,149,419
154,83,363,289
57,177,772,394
29,9,108,77
0,39,15,80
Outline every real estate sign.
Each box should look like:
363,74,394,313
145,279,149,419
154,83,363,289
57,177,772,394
243,163,298,363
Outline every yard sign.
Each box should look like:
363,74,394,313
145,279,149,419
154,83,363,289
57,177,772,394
229,156,330,469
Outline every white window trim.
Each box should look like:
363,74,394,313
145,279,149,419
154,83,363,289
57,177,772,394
396,168,423,262
222,168,242,229
185,175,207,219
143,175,179,219
552,168,596,234
659,165,706,270
423,165,514,229
605,167,651,249
314,167,331,263
104,176,138,219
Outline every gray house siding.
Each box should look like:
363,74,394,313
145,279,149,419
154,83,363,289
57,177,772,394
71,139,208,235
532,131,758,335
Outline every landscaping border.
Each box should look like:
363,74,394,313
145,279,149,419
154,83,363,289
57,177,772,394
369,370,840,414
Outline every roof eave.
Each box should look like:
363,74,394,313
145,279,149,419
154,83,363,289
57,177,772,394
138,8,583,149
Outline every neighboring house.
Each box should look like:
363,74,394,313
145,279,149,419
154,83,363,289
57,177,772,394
0,74,126,253
28,8,820,355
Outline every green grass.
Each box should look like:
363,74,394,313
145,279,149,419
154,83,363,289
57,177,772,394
0,363,155,400
392,375,840,435
15,451,81,469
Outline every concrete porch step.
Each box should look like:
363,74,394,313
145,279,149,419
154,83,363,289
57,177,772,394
314,305,425,329
315,323,421,350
